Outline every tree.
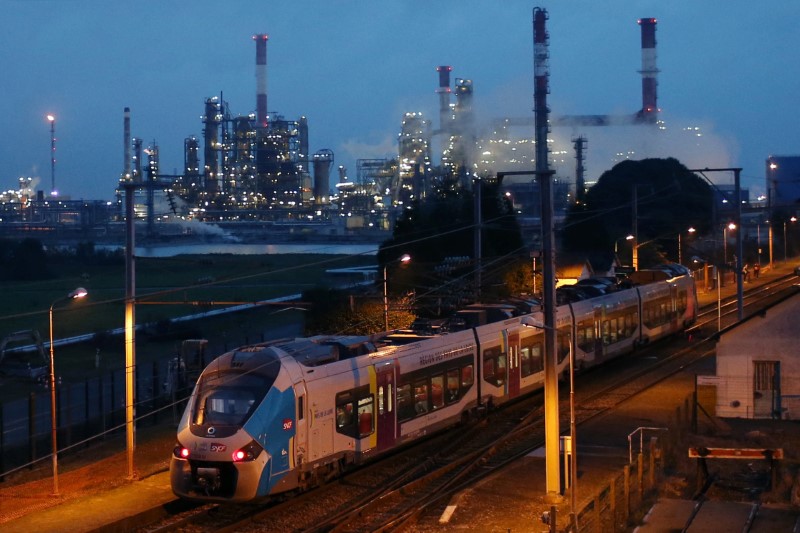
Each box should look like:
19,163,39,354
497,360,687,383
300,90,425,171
379,180,525,315
562,158,713,268
0,238,53,281
302,287,415,335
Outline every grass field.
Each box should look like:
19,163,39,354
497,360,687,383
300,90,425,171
0,253,376,402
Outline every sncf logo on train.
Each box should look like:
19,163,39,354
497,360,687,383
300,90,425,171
419,344,473,367
210,443,227,452
283,419,293,431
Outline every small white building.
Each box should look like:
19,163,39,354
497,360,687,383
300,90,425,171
712,291,800,419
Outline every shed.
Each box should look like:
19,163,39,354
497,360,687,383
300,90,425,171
711,292,800,419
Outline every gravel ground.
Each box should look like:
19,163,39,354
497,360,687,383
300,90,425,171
0,422,175,525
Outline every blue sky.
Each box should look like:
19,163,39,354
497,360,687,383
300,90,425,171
2,1,798,200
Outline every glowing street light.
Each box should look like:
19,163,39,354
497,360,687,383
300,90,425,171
383,254,411,331
679,228,696,265
723,222,736,265
521,316,577,531
784,217,796,261
614,235,634,255
49,287,88,496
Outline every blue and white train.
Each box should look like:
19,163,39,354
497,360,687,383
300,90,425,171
170,267,697,502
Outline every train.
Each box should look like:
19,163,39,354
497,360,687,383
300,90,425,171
170,265,697,502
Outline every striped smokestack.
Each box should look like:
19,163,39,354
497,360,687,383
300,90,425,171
123,107,131,180
253,34,269,128
638,18,658,123
435,65,452,134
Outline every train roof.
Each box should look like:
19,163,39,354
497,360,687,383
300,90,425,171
273,335,381,367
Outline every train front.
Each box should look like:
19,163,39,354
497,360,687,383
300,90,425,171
170,346,297,502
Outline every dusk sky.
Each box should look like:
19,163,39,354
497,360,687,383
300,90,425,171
2,1,798,201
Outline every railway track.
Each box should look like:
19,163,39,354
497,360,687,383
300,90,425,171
133,276,799,533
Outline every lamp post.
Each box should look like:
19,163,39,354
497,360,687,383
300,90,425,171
723,222,736,266
383,254,411,332
614,236,634,271
680,228,696,265
521,316,577,531
49,287,88,496
784,217,796,261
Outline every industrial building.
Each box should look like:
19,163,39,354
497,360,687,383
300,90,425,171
3,15,784,248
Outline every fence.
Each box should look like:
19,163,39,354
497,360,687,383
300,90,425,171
0,354,202,479
544,394,693,532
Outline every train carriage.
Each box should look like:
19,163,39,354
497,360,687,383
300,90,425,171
636,272,697,345
171,267,698,503
569,286,641,367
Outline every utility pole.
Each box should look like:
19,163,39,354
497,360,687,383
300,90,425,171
632,185,639,271
690,167,744,320
124,183,137,479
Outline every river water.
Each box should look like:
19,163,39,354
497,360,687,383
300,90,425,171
99,242,381,257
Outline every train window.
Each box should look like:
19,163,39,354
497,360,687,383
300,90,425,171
521,336,543,376
297,396,304,421
193,372,269,427
357,396,374,437
601,320,611,345
397,382,414,421
336,388,374,438
483,347,506,387
576,319,594,352
196,391,256,426
388,384,393,413
446,369,460,403
431,375,444,410
462,365,474,387
378,386,385,415
414,380,429,414
483,357,495,382
677,290,687,313
643,297,671,328
336,403,353,429
497,355,507,384
520,347,531,377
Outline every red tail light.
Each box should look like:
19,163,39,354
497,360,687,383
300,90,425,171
173,444,190,459
232,440,263,462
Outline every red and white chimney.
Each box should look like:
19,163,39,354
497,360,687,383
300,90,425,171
638,18,658,123
436,65,452,133
123,107,131,180
253,34,269,129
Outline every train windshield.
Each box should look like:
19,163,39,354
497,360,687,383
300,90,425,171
193,371,273,427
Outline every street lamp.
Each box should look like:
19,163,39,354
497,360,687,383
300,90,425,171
679,228,696,265
614,234,634,255
521,316,577,531
723,222,736,266
49,287,88,496
383,254,411,331
784,217,796,261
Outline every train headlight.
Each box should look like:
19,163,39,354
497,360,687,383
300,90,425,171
173,443,190,459
232,439,264,462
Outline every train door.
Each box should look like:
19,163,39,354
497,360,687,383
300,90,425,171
593,307,604,360
506,330,521,398
374,360,398,451
293,383,308,469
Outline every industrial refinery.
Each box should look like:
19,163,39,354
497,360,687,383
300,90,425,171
1,13,780,245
